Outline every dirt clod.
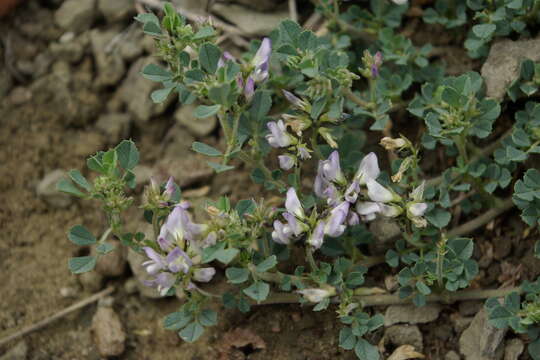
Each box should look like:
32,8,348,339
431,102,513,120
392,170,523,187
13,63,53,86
91,307,126,358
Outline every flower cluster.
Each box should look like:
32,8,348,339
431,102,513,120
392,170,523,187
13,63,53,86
271,151,428,251
142,201,216,295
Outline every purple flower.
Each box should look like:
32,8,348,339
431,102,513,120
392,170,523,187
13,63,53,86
355,152,380,185
356,201,380,221
251,38,271,83
271,220,292,245
314,161,329,198
321,151,346,185
297,145,312,160
344,180,360,203
278,154,295,170
324,201,349,237
371,51,383,78
163,177,176,200
166,247,192,274
244,76,255,102
283,212,308,236
285,187,305,219
193,267,216,282
307,220,325,249
218,51,235,68
322,184,340,207
142,247,167,275
366,178,395,203
145,272,176,296
282,90,307,111
348,211,360,226
266,120,294,148
163,205,207,243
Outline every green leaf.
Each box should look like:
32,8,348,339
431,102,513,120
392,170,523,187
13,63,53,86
194,104,221,118
68,170,92,192
249,90,272,122
143,21,161,35
179,322,204,342
198,309,218,327
192,142,222,157
279,20,302,45
338,327,356,350
225,267,250,284
193,26,216,40
416,281,432,295
164,311,192,330
448,238,474,260
243,281,270,302
68,256,96,274
151,87,174,103
56,179,86,198
236,199,256,217
426,209,451,229
250,168,265,184
354,338,379,360
141,64,171,82
116,140,140,170
488,305,515,329
207,161,234,173
216,248,239,264
199,43,221,74
256,255,277,273
529,338,540,360
472,23,496,39
68,225,97,246
96,242,115,255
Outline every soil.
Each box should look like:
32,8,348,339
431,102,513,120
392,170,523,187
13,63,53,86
1,1,539,360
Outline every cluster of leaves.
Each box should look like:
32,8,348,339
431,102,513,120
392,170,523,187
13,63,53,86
508,59,540,101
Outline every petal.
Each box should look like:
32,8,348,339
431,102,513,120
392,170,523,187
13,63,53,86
356,201,380,216
356,152,380,184
366,178,394,203
308,221,325,249
278,155,295,170
193,267,216,282
285,188,304,219
409,202,428,217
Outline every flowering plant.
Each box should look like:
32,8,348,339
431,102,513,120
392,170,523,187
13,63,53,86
57,1,540,358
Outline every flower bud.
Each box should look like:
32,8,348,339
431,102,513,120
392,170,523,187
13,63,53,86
297,286,336,303
278,154,296,170
318,127,338,148
380,137,407,151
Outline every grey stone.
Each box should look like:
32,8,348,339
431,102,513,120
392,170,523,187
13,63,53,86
158,154,214,189
55,0,97,33
504,338,524,360
36,169,72,208
91,307,126,357
459,308,506,360
174,103,217,137
98,0,134,23
95,113,132,143
383,325,423,351
445,351,461,360
79,271,104,292
124,277,138,295
481,38,540,101
451,315,473,334
459,300,483,317
50,39,85,63
127,248,163,298
0,340,28,360
90,29,126,88
369,217,401,254
228,0,281,11
118,30,144,61
384,304,442,327
211,3,289,35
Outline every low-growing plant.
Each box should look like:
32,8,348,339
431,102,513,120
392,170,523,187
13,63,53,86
58,1,540,358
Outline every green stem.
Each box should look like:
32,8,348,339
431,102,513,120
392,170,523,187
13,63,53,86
306,246,319,272
99,227,112,244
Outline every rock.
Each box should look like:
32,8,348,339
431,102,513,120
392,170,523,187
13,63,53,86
459,300,482,317
98,0,134,23
133,165,154,186
369,217,401,254
445,350,461,360
158,154,214,188
384,304,441,327
90,29,126,88
504,338,524,360
175,103,217,137
117,57,174,125
50,38,85,63
127,248,163,298
228,0,281,11
124,277,138,295
118,30,144,61
36,169,73,208
55,0,97,33
94,240,126,277
0,68,13,98
7,87,32,106
434,323,453,341
211,3,289,36
450,314,473,334
0,340,28,360
459,308,506,360
95,113,132,143
481,38,540,101
91,307,126,357
79,271,104,292
383,325,423,351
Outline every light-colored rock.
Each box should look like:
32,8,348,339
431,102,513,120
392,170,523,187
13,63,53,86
211,3,288,35
36,169,73,208
90,29,126,88
95,113,132,143
98,0,133,23
7,87,32,106
133,165,154,186
55,0,96,33
158,154,214,188
118,30,144,61
481,38,540,101
79,271,104,292
91,307,126,357
459,308,506,360
50,38,85,63
383,325,423,351
504,338,524,360
175,103,217,137
445,350,461,360
228,0,281,11
127,248,163,298
384,304,441,327
369,217,401,254
94,240,126,277
0,340,28,360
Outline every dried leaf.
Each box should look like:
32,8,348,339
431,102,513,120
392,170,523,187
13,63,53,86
387,345,425,360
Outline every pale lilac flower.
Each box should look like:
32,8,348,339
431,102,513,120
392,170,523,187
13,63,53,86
278,154,295,170
142,247,167,275
348,211,360,226
282,90,307,111
408,203,427,217
145,272,176,296
356,201,381,221
297,145,312,160
344,180,360,203
201,232,217,248
297,288,334,303
307,221,326,249
355,152,380,185
321,151,346,184
163,177,176,200
366,178,395,203
166,247,192,274
324,201,349,237
283,212,308,236
217,51,235,68
371,51,383,78
285,187,305,219
165,205,207,242
271,220,292,245
251,38,271,83
314,161,329,198
244,76,255,102
322,184,340,207
266,120,294,148
193,267,216,282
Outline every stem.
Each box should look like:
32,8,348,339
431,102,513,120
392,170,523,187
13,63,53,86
343,88,372,109
99,227,112,243
310,127,323,159
306,246,319,272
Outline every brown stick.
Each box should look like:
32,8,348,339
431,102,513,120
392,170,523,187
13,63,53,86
0,286,115,347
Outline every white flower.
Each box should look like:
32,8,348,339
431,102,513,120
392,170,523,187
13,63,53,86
366,178,395,203
355,152,380,185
